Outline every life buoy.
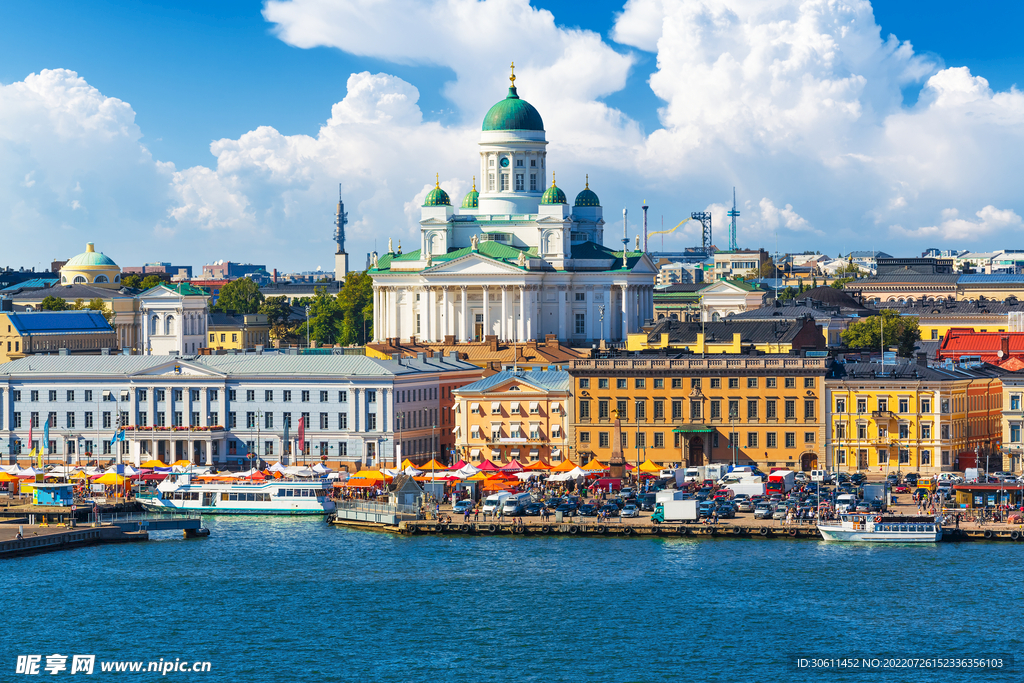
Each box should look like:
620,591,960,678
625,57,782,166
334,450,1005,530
875,516,882,523
681,528,691,536
462,524,471,533
1011,530,1020,541
596,525,606,534
488,524,497,533
541,525,551,534
984,530,994,540
759,527,770,536
732,527,743,535
568,525,579,534
622,526,633,536
438,524,448,533
409,525,419,534
788,529,798,537
707,527,716,536
650,526,660,534
514,525,526,534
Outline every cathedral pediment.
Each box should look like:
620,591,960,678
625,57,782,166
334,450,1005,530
423,252,526,276
129,360,226,378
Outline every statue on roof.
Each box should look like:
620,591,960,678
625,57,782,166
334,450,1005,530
370,252,378,269
425,250,432,267
388,238,394,254
517,250,527,267
470,234,479,251
635,234,640,251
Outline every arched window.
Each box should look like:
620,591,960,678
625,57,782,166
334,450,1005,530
61,276,67,284
711,312,720,322
150,315,159,335
95,275,109,283
74,276,87,284
114,275,120,283
165,316,175,336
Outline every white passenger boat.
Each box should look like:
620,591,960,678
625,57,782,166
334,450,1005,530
138,477,336,516
817,513,942,543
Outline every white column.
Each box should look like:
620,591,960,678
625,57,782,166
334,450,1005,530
420,286,430,341
587,286,595,341
620,284,629,340
389,287,398,341
500,285,509,341
557,285,567,340
441,286,450,339
352,388,361,433
533,286,541,339
518,286,526,342
429,286,438,342
372,287,380,342
482,285,490,339
460,286,469,342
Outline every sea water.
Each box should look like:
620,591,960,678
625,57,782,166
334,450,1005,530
5,518,1020,682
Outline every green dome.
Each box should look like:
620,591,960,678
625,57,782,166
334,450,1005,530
461,178,479,209
574,176,600,207
423,177,451,207
482,87,544,132
541,179,567,205
65,242,117,267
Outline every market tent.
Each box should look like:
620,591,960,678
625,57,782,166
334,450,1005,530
549,459,578,473
419,459,448,472
399,459,416,470
582,459,607,472
639,460,662,474
487,472,519,482
349,469,388,481
524,461,551,471
499,459,525,473
69,471,91,480
140,459,166,468
94,473,129,485
171,460,192,468
0,472,20,482
344,479,381,488
482,479,513,492
476,459,501,471
466,472,489,481
449,459,469,470
455,464,480,477
139,472,167,482
312,463,329,474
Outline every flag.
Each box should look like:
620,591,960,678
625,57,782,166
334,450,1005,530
298,416,305,455
283,418,290,454
43,418,49,455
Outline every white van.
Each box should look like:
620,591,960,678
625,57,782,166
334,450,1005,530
501,491,533,515
483,491,511,514
836,493,857,512
810,469,831,483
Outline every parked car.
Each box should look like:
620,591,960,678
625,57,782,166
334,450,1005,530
855,501,871,513
754,503,774,519
578,504,599,517
794,472,808,483
869,500,884,512
621,503,639,518
555,503,577,515
772,505,789,520
598,504,620,518
698,501,717,518
904,472,920,486
886,473,900,486
850,473,867,485
453,499,474,514
734,499,755,512
716,503,736,519
523,503,544,516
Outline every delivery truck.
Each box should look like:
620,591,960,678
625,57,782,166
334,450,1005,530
727,482,765,497
651,499,699,523
766,470,795,495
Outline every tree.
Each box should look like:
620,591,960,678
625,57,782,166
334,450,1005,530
337,271,374,345
295,286,343,345
758,257,777,278
140,274,167,290
777,287,797,301
40,296,69,311
834,260,863,277
122,274,142,289
830,276,855,289
213,278,265,314
841,309,921,357
87,298,114,324
259,296,292,327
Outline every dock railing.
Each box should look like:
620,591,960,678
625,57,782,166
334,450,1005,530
332,500,419,525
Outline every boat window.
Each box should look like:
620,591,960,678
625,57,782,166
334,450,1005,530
229,493,238,501
221,493,229,501
277,489,285,497
899,525,907,532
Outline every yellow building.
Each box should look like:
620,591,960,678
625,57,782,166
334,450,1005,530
568,355,829,471
453,369,572,465
0,310,117,363
826,357,1003,474
208,312,271,350
875,300,1011,341
999,370,1024,473
59,242,122,288
627,317,825,354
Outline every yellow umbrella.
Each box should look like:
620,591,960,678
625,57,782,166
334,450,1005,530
94,473,129,485
639,460,662,474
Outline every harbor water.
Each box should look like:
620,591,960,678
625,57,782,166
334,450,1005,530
5,518,1020,682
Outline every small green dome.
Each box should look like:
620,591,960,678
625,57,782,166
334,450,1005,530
574,175,600,207
423,176,451,207
541,176,566,205
461,178,479,209
482,87,544,132
65,242,117,267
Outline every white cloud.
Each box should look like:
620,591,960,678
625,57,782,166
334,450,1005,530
891,205,1024,242
6,1,1024,270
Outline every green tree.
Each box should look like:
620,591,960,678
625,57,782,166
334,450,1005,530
213,278,265,314
841,309,921,357
122,274,142,289
834,260,863,277
337,271,374,345
87,298,114,324
40,296,69,311
777,287,797,301
830,276,855,289
295,286,343,345
758,257,777,278
140,274,167,290
259,296,292,328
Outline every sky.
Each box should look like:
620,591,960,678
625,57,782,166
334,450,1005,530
2,0,1024,272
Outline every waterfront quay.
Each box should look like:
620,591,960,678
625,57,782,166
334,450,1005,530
0,522,148,558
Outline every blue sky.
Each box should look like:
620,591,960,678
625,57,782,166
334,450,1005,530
2,0,1024,270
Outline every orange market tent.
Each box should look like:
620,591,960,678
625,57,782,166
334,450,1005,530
524,461,551,471
400,458,416,469
171,460,192,468
349,469,389,481
482,479,513,492
140,459,166,468
466,472,489,481
486,472,518,482
344,479,381,488
550,458,578,472
638,460,662,474
0,472,20,482
419,458,448,472
582,459,607,472
94,473,129,485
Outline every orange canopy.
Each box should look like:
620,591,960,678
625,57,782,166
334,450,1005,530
550,458,578,472
344,479,381,488
524,460,551,471
482,480,512,492
419,458,448,472
582,458,607,472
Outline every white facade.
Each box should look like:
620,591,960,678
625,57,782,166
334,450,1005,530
369,82,657,344
699,280,768,322
138,285,209,356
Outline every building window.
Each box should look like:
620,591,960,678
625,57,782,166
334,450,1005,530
898,398,909,413
766,432,777,448
693,378,703,389
835,398,846,413
617,379,627,390
579,400,591,421
635,378,646,389
599,432,610,448
856,398,867,413
617,400,627,420
804,377,815,389
302,391,310,402
747,377,757,389
784,432,796,448
899,424,910,439
515,173,524,191
746,432,758,448
320,413,329,429
804,400,815,421
921,449,931,465
653,400,664,421
265,390,273,402
599,379,609,389
488,173,495,191
877,398,888,413
500,173,508,191
367,414,377,431
265,413,274,429
635,401,646,422
766,400,777,420
530,173,537,191
804,432,815,443
766,378,777,389
672,400,682,420
835,423,846,439
784,378,795,389
637,432,646,449
575,313,586,335
710,400,720,420
785,400,796,420
921,398,931,413
921,423,932,439
728,378,739,389
691,401,702,420
747,400,758,420
598,400,609,421
579,378,590,389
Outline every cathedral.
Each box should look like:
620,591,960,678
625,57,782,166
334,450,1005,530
369,68,656,344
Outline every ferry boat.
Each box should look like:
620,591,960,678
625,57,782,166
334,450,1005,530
138,478,336,516
817,513,942,543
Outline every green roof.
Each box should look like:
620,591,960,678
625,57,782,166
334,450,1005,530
461,188,479,209
65,243,117,268
541,182,566,205
142,283,209,297
482,87,544,132
370,241,536,273
423,184,451,207
574,178,600,207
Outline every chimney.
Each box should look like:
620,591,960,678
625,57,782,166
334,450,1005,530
449,351,458,360
444,335,455,345
545,333,560,349
417,351,426,362
272,269,278,283
1001,335,1010,359
486,335,498,352
100,348,110,355
916,352,928,367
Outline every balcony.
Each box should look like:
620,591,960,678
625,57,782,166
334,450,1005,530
872,410,897,420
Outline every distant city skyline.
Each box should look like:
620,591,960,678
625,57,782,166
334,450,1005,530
2,0,1024,272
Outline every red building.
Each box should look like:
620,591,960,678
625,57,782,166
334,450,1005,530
937,328,1024,364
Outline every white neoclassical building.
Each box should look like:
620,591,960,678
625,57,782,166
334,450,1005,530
369,70,657,345
138,284,209,355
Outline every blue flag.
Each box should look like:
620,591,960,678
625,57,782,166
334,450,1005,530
43,418,49,454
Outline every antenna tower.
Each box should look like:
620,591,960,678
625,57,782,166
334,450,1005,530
727,187,740,251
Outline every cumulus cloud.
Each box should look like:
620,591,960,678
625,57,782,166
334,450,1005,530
6,1,1024,270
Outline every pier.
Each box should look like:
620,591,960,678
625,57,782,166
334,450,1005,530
0,523,148,558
